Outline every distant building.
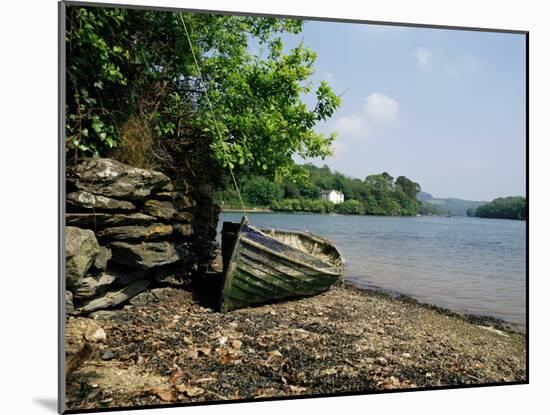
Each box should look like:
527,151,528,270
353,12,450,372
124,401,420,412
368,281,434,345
319,189,344,204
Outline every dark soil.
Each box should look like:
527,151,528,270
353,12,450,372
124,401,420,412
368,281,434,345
65,280,526,411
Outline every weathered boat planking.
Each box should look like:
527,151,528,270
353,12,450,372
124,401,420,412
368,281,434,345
219,217,345,312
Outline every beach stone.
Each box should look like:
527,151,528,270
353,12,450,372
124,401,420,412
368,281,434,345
96,223,173,242
153,272,186,286
66,212,157,229
173,193,196,210
66,226,100,288
143,200,192,222
161,182,174,192
90,327,107,342
143,200,176,220
89,310,119,320
173,223,193,239
69,158,170,200
154,191,176,201
108,241,190,270
73,273,117,299
376,357,388,365
67,191,136,211
76,279,151,313
151,263,193,286
66,317,106,344
129,290,159,306
93,246,112,270
74,268,147,299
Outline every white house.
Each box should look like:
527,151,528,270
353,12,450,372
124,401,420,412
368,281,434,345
319,189,344,204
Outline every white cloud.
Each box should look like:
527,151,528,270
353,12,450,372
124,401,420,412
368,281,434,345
334,114,366,136
329,92,399,150
416,47,433,70
304,92,400,176
364,93,400,123
416,47,480,76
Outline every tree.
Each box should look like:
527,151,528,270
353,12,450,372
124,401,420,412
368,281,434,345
394,176,421,215
474,197,526,220
283,182,301,199
66,6,341,181
381,172,394,189
228,161,426,216
421,202,446,216
242,176,284,206
365,174,392,193
395,176,421,200
335,200,364,215
332,172,347,192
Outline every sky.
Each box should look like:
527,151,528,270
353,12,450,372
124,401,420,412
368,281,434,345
274,21,526,201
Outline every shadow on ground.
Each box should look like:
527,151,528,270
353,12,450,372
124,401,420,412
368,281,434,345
190,270,225,310
34,398,57,413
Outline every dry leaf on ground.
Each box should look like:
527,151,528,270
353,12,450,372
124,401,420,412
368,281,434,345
150,387,174,402
176,384,205,397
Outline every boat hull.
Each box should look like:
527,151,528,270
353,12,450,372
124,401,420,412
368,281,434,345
219,218,344,312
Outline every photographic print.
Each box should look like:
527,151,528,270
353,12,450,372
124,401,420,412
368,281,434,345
60,1,527,412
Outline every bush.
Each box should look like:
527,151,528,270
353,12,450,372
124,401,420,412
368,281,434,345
335,199,364,215
271,199,294,212
242,176,284,206
291,199,304,211
270,198,335,213
214,189,243,208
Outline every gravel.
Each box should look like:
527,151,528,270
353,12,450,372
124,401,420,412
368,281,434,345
65,284,526,411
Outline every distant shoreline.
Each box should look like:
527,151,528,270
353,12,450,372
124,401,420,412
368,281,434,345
221,207,273,213
220,209,526,221
221,208,446,218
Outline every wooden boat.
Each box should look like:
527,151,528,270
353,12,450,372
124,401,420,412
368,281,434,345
219,217,345,312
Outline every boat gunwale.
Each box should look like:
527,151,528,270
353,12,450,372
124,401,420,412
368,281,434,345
256,226,346,267
239,236,343,276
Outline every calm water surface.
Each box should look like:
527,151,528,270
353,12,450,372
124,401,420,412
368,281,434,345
219,213,526,325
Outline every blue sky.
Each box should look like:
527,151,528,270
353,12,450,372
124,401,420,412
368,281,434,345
275,21,526,201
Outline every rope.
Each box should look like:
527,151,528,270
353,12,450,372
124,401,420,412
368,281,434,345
179,13,248,217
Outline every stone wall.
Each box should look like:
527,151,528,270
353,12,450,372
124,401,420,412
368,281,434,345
65,158,219,314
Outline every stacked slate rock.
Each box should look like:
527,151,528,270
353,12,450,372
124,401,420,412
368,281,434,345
65,158,218,314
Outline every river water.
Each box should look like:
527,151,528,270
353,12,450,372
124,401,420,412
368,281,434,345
218,212,526,325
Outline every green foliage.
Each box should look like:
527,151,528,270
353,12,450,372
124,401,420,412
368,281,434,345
395,176,421,200
214,188,243,208
393,177,421,215
474,197,526,220
271,199,335,213
266,164,422,216
425,197,484,216
66,7,131,156
66,6,341,180
335,200,364,215
242,176,284,206
420,201,447,216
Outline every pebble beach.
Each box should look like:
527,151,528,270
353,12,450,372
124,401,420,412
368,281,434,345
65,282,526,411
